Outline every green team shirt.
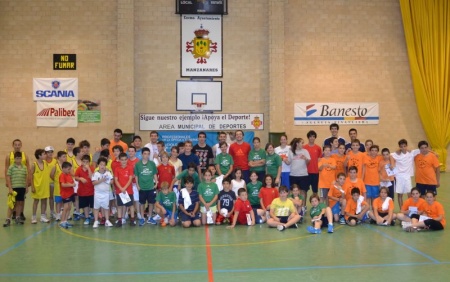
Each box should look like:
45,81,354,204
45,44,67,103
197,181,219,207
246,181,262,206
7,164,28,188
289,194,304,201
177,170,200,190
265,153,282,178
156,191,177,211
248,149,266,172
310,202,327,217
134,160,157,190
215,153,234,175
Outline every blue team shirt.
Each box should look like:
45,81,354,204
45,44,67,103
178,190,199,212
179,153,200,170
218,190,236,212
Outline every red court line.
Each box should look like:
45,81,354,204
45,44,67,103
205,225,214,282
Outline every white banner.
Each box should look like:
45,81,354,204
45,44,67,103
36,101,78,127
33,78,78,101
294,103,379,125
140,113,264,131
181,15,222,77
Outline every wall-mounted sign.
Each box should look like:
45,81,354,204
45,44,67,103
33,78,78,101
53,54,76,70
176,0,228,15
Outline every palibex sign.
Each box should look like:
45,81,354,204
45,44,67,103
33,78,78,101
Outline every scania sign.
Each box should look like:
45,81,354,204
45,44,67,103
294,103,379,125
33,78,78,101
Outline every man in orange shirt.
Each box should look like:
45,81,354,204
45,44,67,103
414,141,440,196
109,129,128,160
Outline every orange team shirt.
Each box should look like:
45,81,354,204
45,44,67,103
363,155,382,186
318,157,336,189
378,159,395,182
423,201,446,228
401,197,426,213
344,198,368,220
114,164,134,195
109,140,129,161
331,154,346,176
372,197,394,213
258,187,279,210
414,153,440,185
59,173,74,199
343,177,366,202
328,183,344,208
157,163,176,189
346,151,365,178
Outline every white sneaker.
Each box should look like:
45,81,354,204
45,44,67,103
51,212,57,219
105,220,113,227
402,221,412,230
164,217,169,224
40,215,50,223
31,216,37,224
122,218,126,224
55,213,61,221
153,214,161,221
93,221,99,228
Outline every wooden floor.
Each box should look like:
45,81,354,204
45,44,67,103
1,174,449,282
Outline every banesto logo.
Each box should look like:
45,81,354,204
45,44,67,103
306,104,369,117
37,108,76,117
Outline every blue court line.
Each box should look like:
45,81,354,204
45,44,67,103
0,222,55,257
365,225,440,263
1,261,450,277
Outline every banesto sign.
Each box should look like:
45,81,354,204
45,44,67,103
53,54,76,70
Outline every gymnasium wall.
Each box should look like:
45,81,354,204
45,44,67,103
0,0,448,175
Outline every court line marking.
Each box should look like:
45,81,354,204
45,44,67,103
0,222,55,257
58,225,344,248
1,261,449,277
204,225,214,282
365,225,440,263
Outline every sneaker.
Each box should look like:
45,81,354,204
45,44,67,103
105,220,113,227
406,226,418,232
115,220,122,227
59,222,68,229
51,212,57,219
100,217,106,225
147,218,157,225
67,216,73,220
153,214,161,221
55,213,61,221
31,216,37,224
289,223,298,229
139,218,145,226
20,213,26,221
66,222,73,228
3,219,11,227
122,218,126,224
307,226,321,234
327,224,334,233
401,221,412,230
130,219,136,227
93,221,99,228
73,214,80,221
160,219,167,227
277,224,286,231
339,216,346,225
40,216,50,223
84,219,90,225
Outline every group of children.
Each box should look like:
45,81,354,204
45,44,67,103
3,132,445,233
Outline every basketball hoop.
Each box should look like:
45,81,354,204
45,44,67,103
193,102,205,112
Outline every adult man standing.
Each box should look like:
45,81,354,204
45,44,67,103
323,123,346,147
193,131,214,173
345,128,366,152
109,129,129,160
144,131,159,161
212,131,230,157
229,130,251,182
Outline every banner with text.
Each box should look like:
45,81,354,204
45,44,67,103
33,78,78,101
37,101,78,127
294,103,379,125
140,113,264,131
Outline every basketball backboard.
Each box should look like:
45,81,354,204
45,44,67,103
176,80,222,111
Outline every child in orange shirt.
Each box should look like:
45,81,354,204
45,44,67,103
414,141,440,196
328,173,347,224
345,188,370,226
343,166,366,202
258,175,279,218
396,187,426,223
405,191,445,232
331,144,346,177
362,145,381,207
318,145,336,204
344,139,365,179
367,187,396,226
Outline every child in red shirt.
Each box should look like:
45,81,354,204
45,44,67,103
59,162,75,228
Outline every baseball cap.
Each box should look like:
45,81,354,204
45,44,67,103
44,146,54,152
